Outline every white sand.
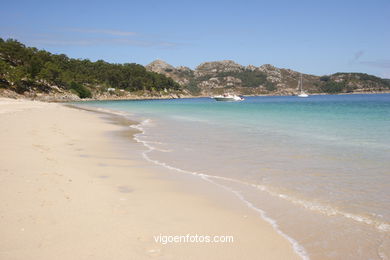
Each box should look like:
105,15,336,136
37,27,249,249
0,98,301,259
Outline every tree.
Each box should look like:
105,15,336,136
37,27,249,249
320,81,345,93
38,62,62,84
0,37,182,96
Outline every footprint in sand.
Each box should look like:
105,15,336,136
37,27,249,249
33,144,50,152
117,186,133,193
98,163,109,167
147,248,162,257
46,157,56,161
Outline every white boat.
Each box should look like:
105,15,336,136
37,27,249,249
297,74,309,98
212,93,244,101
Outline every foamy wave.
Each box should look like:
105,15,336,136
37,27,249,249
254,185,390,233
199,174,390,233
131,121,310,260
130,120,171,153
243,180,390,233
130,118,150,130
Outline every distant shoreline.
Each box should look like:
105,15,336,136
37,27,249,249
2,88,389,103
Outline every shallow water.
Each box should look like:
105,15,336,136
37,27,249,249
81,94,390,259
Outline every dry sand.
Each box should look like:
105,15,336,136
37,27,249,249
0,98,301,260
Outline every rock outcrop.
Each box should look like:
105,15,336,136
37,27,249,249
145,59,175,74
195,60,244,77
146,60,192,86
146,59,390,96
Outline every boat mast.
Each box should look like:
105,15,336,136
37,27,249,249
299,74,303,93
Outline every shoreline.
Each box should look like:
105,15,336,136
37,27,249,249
59,90,390,102
1,88,390,103
0,98,301,259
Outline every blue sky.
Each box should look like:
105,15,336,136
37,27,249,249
1,0,389,78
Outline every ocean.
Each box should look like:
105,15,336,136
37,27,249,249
79,94,390,259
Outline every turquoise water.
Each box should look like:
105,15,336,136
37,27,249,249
80,94,390,259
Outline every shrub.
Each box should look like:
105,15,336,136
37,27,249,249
320,81,345,93
69,81,92,98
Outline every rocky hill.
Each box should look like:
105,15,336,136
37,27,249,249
146,60,390,96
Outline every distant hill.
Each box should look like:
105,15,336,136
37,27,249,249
1,38,389,101
0,38,182,101
146,60,390,96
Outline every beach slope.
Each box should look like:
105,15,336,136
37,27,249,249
0,98,301,260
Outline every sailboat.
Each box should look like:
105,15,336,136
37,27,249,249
297,74,309,98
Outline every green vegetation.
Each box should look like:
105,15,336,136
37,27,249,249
319,81,346,93
216,70,267,88
319,73,390,93
264,81,276,91
174,68,194,79
186,80,202,95
0,38,181,98
319,76,330,82
333,72,387,83
182,69,270,95
69,81,92,98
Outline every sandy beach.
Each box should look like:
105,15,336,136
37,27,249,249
0,98,300,260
